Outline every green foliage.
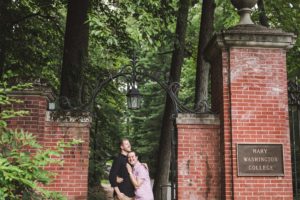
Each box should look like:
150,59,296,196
0,81,82,199
127,81,165,177
214,0,239,31
88,83,126,187
0,0,65,88
0,130,64,200
263,0,300,79
0,82,31,128
3,0,300,195
87,0,177,183
213,0,300,79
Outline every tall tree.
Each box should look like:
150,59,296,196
0,0,64,83
262,0,300,78
60,0,89,108
0,0,9,79
194,0,215,111
153,0,191,199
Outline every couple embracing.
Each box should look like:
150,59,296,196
109,138,154,200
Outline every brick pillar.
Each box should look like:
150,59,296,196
44,112,90,200
176,113,221,200
205,25,296,199
7,86,91,200
7,86,54,141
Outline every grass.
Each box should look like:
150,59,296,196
101,179,110,184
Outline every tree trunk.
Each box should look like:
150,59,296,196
153,1,190,200
0,47,5,80
194,0,215,111
59,0,89,109
257,0,269,27
0,0,10,80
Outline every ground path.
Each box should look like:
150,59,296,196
100,181,171,200
101,183,114,200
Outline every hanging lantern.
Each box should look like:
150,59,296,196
126,86,142,109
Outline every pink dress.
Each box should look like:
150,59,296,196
133,162,154,200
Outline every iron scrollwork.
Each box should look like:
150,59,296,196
54,57,211,200
57,57,211,115
288,80,300,106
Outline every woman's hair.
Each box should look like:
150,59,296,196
128,151,138,157
128,151,143,162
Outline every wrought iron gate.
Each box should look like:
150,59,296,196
288,80,300,199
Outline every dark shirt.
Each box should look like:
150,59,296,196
109,154,135,197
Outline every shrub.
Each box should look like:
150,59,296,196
0,81,81,199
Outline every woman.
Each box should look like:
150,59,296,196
126,151,154,200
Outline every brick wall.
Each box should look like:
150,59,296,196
206,29,295,198
176,114,221,200
227,47,292,199
7,87,91,200
212,47,292,199
7,90,51,139
43,115,90,199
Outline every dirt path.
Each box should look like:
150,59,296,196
101,183,114,200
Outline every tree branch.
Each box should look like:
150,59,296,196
10,12,41,25
10,12,64,36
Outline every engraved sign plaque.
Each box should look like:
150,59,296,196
237,144,284,176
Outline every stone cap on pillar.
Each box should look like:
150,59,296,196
46,110,92,124
176,113,220,125
204,0,297,61
205,24,297,62
8,79,55,102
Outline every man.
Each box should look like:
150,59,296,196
126,151,154,200
109,138,135,200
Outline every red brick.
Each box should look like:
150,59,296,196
211,47,293,199
7,90,91,200
177,115,221,199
